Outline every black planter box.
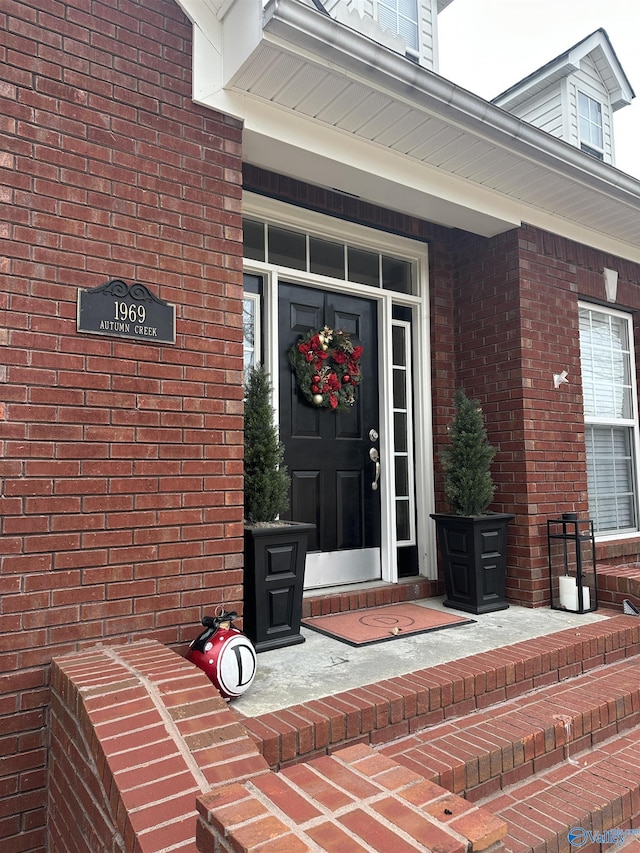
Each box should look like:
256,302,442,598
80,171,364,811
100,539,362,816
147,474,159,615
243,522,315,653
431,513,514,614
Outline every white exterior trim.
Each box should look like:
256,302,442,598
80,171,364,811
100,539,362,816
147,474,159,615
242,193,437,582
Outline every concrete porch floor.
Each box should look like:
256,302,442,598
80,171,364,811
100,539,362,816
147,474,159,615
234,594,608,718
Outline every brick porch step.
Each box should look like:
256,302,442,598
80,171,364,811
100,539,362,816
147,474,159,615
598,563,640,612
198,742,508,853
302,577,442,619
481,726,640,853
378,657,640,801
375,657,640,852
241,615,640,770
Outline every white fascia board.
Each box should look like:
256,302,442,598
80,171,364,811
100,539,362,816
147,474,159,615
494,61,579,112
570,33,635,105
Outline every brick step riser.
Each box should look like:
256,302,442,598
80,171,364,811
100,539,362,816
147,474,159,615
479,726,640,853
380,659,640,802
242,617,640,773
397,705,640,805
302,578,443,619
303,567,640,620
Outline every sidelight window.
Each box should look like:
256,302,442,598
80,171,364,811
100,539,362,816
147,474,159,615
392,320,416,545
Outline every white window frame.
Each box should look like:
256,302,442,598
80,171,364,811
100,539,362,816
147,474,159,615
579,302,640,538
577,91,604,159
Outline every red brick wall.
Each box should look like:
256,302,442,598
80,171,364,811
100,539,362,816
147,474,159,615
48,641,260,853
521,228,640,575
450,225,640,605
1,1,244,849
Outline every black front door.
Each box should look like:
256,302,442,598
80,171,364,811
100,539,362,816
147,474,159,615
278,282,381,588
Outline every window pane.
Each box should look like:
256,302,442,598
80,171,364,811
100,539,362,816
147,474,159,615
395,456,409,495
398,16,418,50
392,325,406,365
268,226,306,269
586,425,636,532
310,236,345,279
393,368,406,408
396,499,411,542
383,256,412,293
243,219,265,261
394,412,407,452
378,6,396,31
348,247,379,287
243,297,256,374
579,308,632,419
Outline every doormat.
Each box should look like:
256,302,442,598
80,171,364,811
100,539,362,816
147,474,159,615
302,603,475,647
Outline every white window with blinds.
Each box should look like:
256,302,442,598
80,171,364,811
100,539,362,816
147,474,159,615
579,303,639,535
377,0,419,56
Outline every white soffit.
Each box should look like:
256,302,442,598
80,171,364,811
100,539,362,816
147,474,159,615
181,0,640,261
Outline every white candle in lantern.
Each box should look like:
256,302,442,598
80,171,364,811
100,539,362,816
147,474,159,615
559,575,578,611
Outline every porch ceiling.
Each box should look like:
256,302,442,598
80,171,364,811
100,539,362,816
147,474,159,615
185,0,640,258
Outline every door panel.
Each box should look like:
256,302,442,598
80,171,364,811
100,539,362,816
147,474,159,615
278,282,380,587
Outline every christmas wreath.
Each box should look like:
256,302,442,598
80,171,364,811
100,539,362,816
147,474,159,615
288,326,363,410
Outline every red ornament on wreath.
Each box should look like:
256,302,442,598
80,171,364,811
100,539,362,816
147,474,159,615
288,326,363,411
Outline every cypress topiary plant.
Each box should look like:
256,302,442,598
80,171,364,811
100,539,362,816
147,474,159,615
243,363,290,524
440,388,496,516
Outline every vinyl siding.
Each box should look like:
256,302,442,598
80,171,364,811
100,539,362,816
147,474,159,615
504,84,565,139
323,0,438,70
568,55,614,163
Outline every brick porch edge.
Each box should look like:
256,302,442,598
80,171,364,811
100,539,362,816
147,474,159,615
48,640,507,853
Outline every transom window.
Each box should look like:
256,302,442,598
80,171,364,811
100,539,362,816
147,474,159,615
243,219,415,294
578,92,604,159
377,0,419,55
579,304,639,535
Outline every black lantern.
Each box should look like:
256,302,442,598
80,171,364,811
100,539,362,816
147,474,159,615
547,513,598,613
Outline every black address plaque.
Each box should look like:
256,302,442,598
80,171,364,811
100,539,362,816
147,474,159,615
77,279,176,344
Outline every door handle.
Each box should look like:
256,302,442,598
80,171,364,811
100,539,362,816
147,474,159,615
369,447,380,491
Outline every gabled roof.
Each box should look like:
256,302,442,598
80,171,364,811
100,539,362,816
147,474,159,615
492,28,635,112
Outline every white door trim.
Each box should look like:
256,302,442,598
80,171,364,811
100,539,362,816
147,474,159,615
242,193,437,582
